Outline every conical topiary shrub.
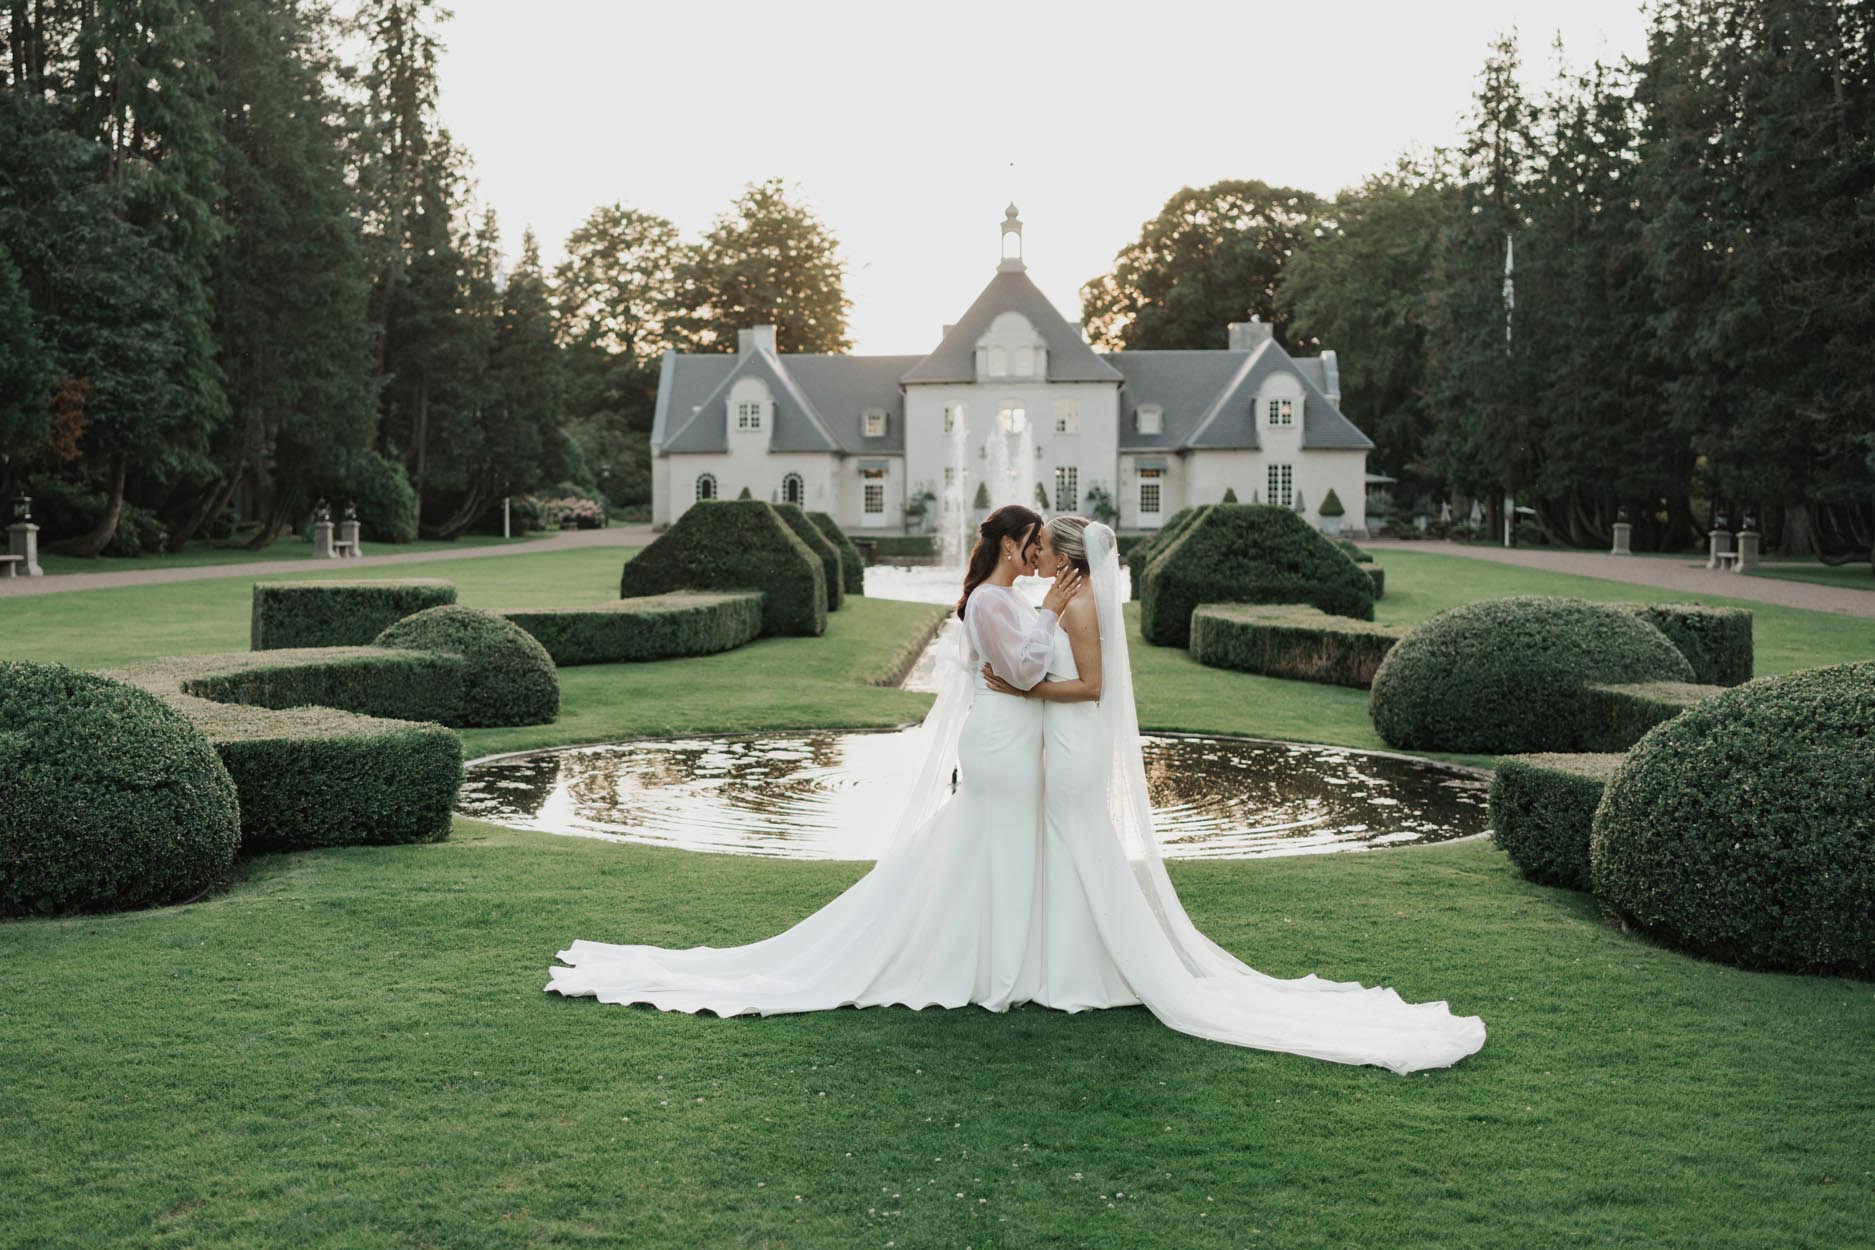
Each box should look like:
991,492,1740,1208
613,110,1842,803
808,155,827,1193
1139,504,1374,646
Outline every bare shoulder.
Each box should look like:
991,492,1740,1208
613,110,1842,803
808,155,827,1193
1062,585,1099,632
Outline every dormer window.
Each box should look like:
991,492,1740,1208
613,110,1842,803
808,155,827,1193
1136,404,1163,435
863,409,888,438
976,311,1044,382
1267,398,1294,427
737,400,763,431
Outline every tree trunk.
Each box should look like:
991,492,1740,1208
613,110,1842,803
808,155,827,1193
1776,500,1817,558
1664,493,1697,551
46,452,127,556
1531,496,1571,546
166,474,239,551
426,484,489,541
409,377,430,529
1569,493,1609,550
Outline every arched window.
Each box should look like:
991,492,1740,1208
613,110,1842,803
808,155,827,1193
695,473,717,502
781,472,804,505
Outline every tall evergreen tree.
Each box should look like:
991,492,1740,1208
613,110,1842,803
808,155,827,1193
0,245,56,500
193,0,377,550
1281,160,1455,491
1,0,227,554
1421,31,1537,536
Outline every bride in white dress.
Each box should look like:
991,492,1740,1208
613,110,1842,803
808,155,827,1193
545,508,1487,1075
983,517,1486,1073
546,505,1078,1016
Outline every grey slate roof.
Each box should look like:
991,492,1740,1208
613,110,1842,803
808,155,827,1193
900,270,1122,384
656,348,919,455
651,262,1370,457
1105,345,1373,453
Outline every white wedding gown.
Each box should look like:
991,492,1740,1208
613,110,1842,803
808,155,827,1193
544,581,1063,1016
546,532,1487,1075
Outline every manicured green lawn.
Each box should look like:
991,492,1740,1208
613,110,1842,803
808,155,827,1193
1746,561,1875,592
33,531,552,575
2,547,1873,1248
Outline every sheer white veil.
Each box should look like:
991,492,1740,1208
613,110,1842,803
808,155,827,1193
875,613,975,864
1083,522,1264,977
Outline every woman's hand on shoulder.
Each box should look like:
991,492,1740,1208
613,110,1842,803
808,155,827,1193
1040,564,1081,615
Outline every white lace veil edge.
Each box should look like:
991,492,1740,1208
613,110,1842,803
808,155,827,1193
1084,522,1258,978
875,612,974,864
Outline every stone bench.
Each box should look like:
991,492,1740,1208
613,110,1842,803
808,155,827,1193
0,553,22,577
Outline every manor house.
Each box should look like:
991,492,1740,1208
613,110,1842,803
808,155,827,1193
649,207,1372,536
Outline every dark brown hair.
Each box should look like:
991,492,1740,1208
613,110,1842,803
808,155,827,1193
956,504,1042,617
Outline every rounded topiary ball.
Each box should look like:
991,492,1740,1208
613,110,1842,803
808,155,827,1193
374,605,559,727
1369,596,1693,752
0,662,241,917
1591,662,1875,976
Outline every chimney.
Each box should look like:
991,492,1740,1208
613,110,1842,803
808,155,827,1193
1319,349,1342,407
1227,317,1273,352
737,325,777,356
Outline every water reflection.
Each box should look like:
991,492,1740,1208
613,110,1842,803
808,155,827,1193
457,731,1488,861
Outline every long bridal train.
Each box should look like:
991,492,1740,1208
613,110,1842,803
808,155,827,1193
545,526,1486,1076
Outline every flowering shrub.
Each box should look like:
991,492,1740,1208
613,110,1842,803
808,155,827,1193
533,496,607,529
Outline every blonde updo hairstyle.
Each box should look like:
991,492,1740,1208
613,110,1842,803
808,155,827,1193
1043,515,1092,575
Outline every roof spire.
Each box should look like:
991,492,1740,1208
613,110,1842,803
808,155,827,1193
998,204,1025,273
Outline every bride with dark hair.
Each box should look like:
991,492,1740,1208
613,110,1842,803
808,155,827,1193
546,504,1082,1015
546,509,1486,1075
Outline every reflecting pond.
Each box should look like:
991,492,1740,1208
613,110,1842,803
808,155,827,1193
458,730,1489,861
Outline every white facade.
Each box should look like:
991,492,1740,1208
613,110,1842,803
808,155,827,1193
650,209,1373,535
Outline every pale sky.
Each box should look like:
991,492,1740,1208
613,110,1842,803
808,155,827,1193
434,0,1650,355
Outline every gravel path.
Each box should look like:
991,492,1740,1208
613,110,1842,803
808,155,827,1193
0,525,655,599
1362,539,1875,620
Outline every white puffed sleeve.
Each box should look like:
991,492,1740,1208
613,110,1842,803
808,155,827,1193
966,586,1057,691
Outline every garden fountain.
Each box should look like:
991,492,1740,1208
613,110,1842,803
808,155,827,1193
458,732,1490,861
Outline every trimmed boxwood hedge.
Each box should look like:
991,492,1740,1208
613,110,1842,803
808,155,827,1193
375,605,560,727
1367,567,1385,599
1616,603,1753,686
1585,680,1724,747
1189,604,1406,688
110,651,463,851
1488,753,1623,891
809,511,866,596
619,500,826,637
501,592,764,666
1,662,242,917
774,502,844,611
1591,662,1875,976
1140,505,1375,647
1368,596,1695,753
251,579,457,650
1128,506,1207,601
183,646,467,724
